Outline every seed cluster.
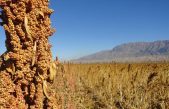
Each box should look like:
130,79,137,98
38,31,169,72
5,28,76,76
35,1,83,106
0,0,58,108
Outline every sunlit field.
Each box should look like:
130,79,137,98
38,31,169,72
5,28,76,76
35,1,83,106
54,62,169,109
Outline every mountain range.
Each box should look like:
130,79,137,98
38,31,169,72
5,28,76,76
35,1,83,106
73,40,169,63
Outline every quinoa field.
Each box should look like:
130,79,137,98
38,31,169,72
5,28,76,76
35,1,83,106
54,62,169,109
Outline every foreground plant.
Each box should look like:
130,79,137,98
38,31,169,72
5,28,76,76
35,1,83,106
0,0,58,108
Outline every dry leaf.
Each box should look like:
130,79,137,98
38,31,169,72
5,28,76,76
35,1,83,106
38,11,44,18
33,41,37,52
24,16,32,41
43,80,51,100
49,62,57,81
31,56,36,66
38,73,51,100
32,41,37,66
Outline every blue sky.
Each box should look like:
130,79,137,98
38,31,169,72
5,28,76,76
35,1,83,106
0,0,169,60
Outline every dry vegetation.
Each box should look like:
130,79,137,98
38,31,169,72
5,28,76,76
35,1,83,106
55,62,169,109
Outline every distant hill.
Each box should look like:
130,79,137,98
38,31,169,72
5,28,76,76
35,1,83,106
73,40,169,63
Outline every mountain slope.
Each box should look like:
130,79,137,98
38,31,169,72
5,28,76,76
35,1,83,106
73,40,169,63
